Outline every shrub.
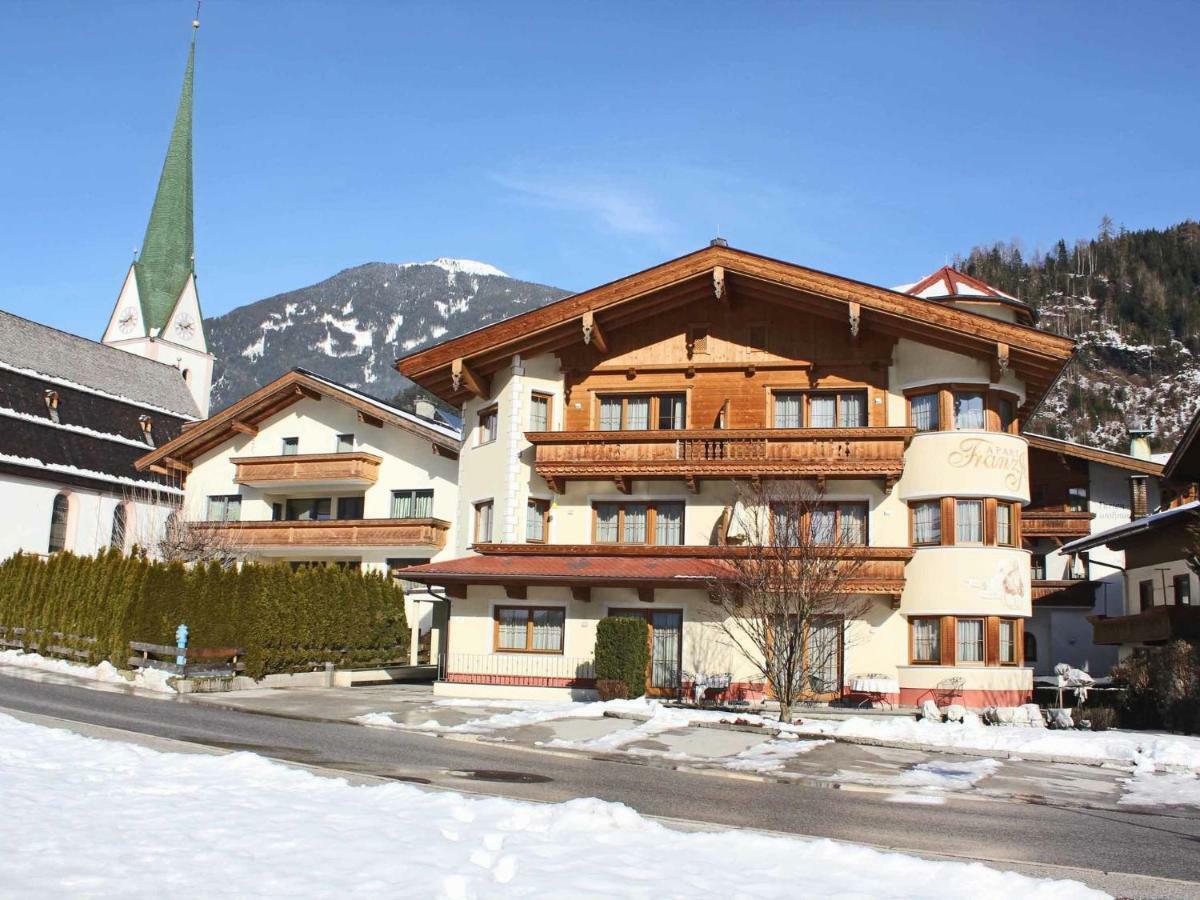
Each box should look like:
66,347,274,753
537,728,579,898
595,679,629,702
1111,641,1200,734
594,616,649,700
1085,707,1118,731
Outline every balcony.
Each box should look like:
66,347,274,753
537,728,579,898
526,427,914,490
194,517,450,550
1092,605,1200,646
1022,508,1095,539
231,452,382,489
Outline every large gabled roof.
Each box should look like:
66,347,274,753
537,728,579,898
135,367,461,473
396,244,1074,407
1025,433,1164,476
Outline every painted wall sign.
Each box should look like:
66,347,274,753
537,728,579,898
947,437,1027,492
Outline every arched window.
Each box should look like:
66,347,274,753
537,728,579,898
48,493,69,554
181,369,190,383
110,503,127,551
1024,631,1038,663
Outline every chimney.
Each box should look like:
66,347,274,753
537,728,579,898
710,237,728,247
1128,422,1152,461
414,398,436,421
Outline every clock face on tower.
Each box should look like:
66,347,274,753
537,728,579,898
174,313,196,340
117,307,137,334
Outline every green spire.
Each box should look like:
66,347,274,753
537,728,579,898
135,35,195,333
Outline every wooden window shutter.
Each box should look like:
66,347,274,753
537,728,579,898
939,616,956,666
985,616,1000,666
941,497,956,546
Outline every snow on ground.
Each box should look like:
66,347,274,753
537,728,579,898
0,714,1107,899
833,758,1003,794
1119,770,1200,808
722,737,832,774
795,715,1200,773
0,650,175,693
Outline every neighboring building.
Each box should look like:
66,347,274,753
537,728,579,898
1063,410,1200,660
133,368,462,656
395,248,1074,705
0,27,208,563
1022,434,1164,676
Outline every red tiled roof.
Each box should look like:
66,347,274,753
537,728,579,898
399,554,731,584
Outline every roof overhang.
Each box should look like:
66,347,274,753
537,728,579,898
395,245,1074,410
1024,434,1165,476
1061,501,1200,554
135,368,461,473
1164,408,1200,483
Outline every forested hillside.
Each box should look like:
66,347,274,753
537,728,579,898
956,220,1200,452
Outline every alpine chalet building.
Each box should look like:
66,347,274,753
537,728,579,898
398,244,1075,706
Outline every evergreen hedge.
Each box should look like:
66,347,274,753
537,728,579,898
0,551,409,680
595,616,649,700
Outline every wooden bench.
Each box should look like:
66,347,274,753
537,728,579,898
128,642,246,678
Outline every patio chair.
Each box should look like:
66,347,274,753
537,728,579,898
934,677,965,706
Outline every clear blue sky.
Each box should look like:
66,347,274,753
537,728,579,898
2,1,1197,337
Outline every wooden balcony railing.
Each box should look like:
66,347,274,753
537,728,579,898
1091,605,1200,646
1021,508,1094,539
231,451,382,487
194,517,450,549
526,428,914,488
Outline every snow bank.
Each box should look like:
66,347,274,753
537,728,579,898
0,650,175,693
833,758,1003,793
1119,771,1200,808
795,715,1200,773
0,714,1107,899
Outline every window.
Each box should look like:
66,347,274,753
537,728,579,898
598,394,686,431
474,500,494,543
912,501,941,546
810,507,836,544
955,500,983,544
837,391,867,428
687,324,709,355
337,496,365,520
1174,574,1191,606
335,433,355,452
748,323,769,352
109,503,126,551
625,397,650,431
773,391,803,429
593,501,684,545
997,396,1016,433
526,498,550,543
599,397,622,431
953,391,986,430
911,618,940,663
529,392,551,431
657,394,686,430
999,619,1017,664
956,618,984,663
48,493,69,554
477,406,498,445
1067,487,1088,513
206,495,242,522
771,504,800,547
837,503,867,545
996,502,1014,546
1024,632,1038,662
285,498,331,521
808,391,866,428
1138,579,1154,612
909,393,939,432
281,437,299,456
392,489,433,519
809,394,836,428
1031,554,1046,581
495,606,565,653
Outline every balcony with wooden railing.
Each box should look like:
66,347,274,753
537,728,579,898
193,517,450,550
526,428,914,490
1020,508,1094,539
1092,604,1200,646
231,452,382,488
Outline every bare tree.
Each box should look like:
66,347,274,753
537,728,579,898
710,479,870,723
121,487,245,565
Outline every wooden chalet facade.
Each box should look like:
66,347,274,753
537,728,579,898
395,244,1076,706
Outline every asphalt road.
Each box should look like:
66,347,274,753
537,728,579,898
2,671,1198,890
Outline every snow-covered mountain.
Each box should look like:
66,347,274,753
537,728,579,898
205,259,568,412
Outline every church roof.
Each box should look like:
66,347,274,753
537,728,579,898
0,310,199,418
134,37,195,334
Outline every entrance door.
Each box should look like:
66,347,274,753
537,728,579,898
609,609,682,697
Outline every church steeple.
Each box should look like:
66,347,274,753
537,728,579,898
135,34,195,334
103,19,214,419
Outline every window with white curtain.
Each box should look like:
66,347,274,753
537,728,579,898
532,609,564,651
529,393,551,431
838,503,867,545
48,493,69,554
999,619,1016,663
771,504,800,546
996,503,1013,546
625,397,650,431
910,393,939,432
497,607,527,650
957,618,984,663
655,502,683,545
206,495,242,522
599,397,622,431
595,503,620,543
623,503,648,543
773,392,803,428
392,489,433,518
838,392,866,427
809,395,836,428
474,500,494,543
955,500,983,544
912,618,940,662
912,501,941,545
809,507,836,544
496,607,565,653
953,391,986,430
657,394,686,430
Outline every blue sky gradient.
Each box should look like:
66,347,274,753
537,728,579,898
1,1,1197,336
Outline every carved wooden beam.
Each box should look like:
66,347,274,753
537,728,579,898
295,385,322,401
163,456,192,473
544,475,564,495
991,342,1010,382
685,475,699,494
230,421,258,436
884,474,899,493
504,584,528,600
713,266,726,301
450,358,488,398
581,311,609,353
571,586,591,603
443,585,468,600
357,411,384,428
614,475,632,494
637,587,655,604
848,301,861,343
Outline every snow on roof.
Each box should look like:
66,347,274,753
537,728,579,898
295,368,462,441
401,258,508,279
0,358,197,422
1152,452,1173,464
900,266,1023,304
0,405,153,450
1061,500,1200,554
0,451,183,495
